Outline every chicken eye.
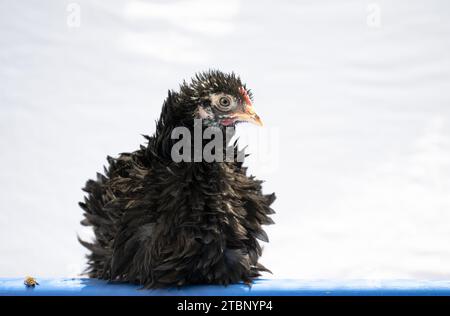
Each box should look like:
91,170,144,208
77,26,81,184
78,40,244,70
211,94,234,112
219,96,231,108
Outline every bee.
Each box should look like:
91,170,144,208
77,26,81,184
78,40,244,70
24,276,39,287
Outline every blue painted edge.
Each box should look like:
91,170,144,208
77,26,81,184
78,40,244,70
2,278,450,296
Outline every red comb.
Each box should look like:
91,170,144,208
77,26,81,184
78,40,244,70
239,87,252,107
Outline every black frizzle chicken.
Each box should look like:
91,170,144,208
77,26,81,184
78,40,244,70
79,70,276,288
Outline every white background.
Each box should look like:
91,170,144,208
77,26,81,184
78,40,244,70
1,0,450,280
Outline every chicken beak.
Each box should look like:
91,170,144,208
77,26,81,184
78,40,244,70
234,106,263,126
249,113,264,126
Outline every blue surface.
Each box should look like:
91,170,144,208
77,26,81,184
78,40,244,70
2,278,450,296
